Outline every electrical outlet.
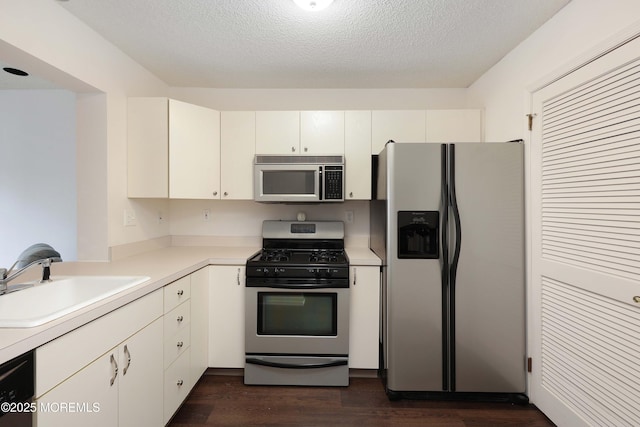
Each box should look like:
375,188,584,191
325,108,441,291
124,209,137,227
203,209,211,222
345,210,354,224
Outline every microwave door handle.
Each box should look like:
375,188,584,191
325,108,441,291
318,167,323,200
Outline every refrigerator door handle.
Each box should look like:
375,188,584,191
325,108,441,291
448,144,462,391
440,144,450,391
449,144,462,285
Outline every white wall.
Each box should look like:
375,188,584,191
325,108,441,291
468,0,640,141
168,87,469,111
0,0,168,260
0,90,76,266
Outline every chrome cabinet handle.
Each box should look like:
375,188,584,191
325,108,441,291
109,354,118,386
633,296,640,303
177,341,184,348
177,379,184,386
304,147,308,152
291,146,296,152
123,344,131,376
237,268,241,286
353,268,357,286
177,315,184,323
213,191,218,196
224,192,228,196
177,289,184,296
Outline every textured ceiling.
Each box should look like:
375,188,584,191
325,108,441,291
9,0,572,89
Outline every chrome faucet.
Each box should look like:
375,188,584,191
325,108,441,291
0,243,62,295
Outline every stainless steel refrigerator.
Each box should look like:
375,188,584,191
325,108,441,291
370,141,527,402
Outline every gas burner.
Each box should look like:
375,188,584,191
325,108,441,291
260,249,291,262
309,250,343,263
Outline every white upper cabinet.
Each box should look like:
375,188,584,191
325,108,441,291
426,109,483,142
255,111,300,154
300,110,345,154
371,110,426,154
169,99,221,199
344,111,372,200
127,97,221,199
255,110,346,155
221,111,256,199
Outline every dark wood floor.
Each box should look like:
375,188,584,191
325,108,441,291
168,374,555,426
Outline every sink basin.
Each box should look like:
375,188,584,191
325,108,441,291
0,276,150,328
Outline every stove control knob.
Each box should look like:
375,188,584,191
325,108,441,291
263,267,270,276
325,268,333,277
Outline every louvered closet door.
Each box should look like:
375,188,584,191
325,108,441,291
531,35,640,427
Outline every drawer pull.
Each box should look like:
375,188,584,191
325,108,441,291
109,354,118,386
177,315,184,322
177,341,184,348
177,289,184,296
177,379,184,386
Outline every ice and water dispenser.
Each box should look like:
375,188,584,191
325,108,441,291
397,211,439,259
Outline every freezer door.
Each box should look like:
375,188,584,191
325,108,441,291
384,142,444,392
450,143,525,393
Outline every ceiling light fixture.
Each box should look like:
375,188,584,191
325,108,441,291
293,0,334,12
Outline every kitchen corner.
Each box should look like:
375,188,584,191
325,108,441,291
0,240,380,365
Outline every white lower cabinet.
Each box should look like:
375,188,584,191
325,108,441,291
35,270,210,427
162,267,209,424
209,265,245,368
119,318,164,427
349,266,381,369
36,347,119,427
35,301,164,427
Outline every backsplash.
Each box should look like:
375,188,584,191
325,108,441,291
168,199,370,243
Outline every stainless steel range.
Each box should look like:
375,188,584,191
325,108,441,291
244,220,350,386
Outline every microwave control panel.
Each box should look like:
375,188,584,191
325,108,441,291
323,166,344,200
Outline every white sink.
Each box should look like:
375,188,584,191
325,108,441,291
0,276,150,328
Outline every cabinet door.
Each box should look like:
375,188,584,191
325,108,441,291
371,110,426,154
36,348,119,427
127,97,169,198
209,266,245,368
221,111,256,199
255,111,300,154
349,266,381,369
344,111,372,200
425,109,483,142
300,110,345,154
169,99,221,199
190,267,210,384
119,318,163,427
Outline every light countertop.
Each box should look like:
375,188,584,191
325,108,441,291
0,244,380,364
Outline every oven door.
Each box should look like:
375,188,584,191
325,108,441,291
245,286,349,356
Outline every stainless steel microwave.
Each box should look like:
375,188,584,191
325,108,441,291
254,155,345,203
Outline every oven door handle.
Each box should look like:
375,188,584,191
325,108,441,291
246,283,349,289
245,357,348,369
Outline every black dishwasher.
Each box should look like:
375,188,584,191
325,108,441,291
0,350,34,426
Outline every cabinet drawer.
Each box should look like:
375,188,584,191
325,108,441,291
164,348,191,424
164,326,190,369
164,301,191,338
164,276,190,313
